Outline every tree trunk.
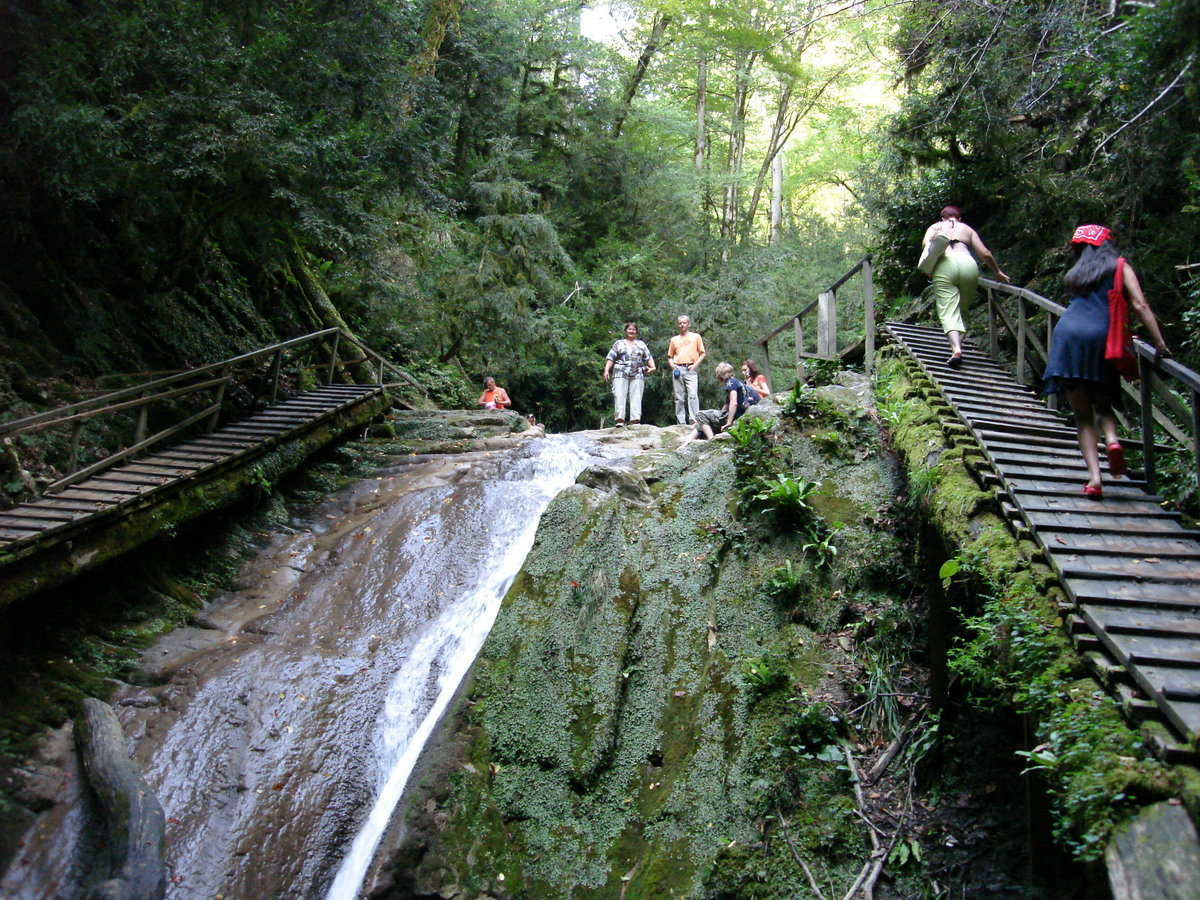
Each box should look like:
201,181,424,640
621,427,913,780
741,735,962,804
286,246,377,384
612,12,672,139
75,698,167,900
742,81,794,243
770,151,784,244
407,0,465,80
721,51,756,258
695,52,707,172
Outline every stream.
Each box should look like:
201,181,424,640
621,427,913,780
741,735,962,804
2,432,614,899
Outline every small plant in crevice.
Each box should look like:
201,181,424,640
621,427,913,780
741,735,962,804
901,709,942,769
763,559,807,608
855,647,904,740
742,653,790,703
726,415,777,477
887,835,923,872
802,522,840,570
248,463,274,500
750,473,821,527
904,464,939,509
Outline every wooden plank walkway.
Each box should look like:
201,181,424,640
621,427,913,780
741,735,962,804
886,321,1200,745
0,384,381,556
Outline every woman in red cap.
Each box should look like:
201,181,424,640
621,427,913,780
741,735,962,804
1042,225,1172,498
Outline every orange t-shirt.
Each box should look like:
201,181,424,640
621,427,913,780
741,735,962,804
668,332,705,366
479,387,511,409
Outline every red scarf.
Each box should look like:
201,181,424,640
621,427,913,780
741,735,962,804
1105,258,1138,380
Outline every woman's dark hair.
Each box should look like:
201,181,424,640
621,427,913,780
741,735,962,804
1064,239,1120,296
624,321,639,333
742,358,761,377
940,205,961,220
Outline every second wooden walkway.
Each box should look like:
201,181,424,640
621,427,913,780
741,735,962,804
886,321,1200,749
0,383,385,604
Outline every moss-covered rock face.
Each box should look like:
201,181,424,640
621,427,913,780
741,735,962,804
379,381,907,898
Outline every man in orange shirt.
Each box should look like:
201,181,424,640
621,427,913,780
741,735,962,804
666,315,706,425
478,376,512,410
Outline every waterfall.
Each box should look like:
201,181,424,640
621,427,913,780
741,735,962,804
325,435,593,899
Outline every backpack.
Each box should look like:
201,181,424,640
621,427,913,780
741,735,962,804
732,378,758,411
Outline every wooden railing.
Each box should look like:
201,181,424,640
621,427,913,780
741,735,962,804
756,255,876,387
980,277,1200,494
0,328,424,494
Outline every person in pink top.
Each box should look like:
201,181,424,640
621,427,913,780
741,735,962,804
741,359,770,399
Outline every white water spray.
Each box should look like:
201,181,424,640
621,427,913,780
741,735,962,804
325,436,593,899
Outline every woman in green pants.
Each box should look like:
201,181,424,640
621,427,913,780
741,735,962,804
921,205,1010,368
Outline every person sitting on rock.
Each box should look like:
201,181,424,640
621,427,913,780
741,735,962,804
741,359,770,399
683,362,752,444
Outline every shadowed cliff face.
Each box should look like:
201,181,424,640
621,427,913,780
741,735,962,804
371,385,910,899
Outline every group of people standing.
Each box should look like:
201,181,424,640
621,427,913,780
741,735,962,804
920,207,1172,499
602,314,769,438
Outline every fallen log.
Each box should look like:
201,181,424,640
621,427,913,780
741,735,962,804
74,697,166,900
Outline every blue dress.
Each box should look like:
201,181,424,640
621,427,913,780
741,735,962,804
1042,285,1118,397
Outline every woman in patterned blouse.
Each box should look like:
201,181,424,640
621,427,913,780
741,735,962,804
603,322,656,425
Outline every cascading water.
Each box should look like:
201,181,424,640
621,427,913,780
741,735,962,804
0,433,606,900
110,433,600,900
325,435,595,899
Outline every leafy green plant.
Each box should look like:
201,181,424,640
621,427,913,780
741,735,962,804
248,464,274,499
742,654,789,702
763,559,807,607
902,710,942,768
752,474,820,520
782,381,818,419
857,648,903,739
888,836,922,871
804,358,842,387
906,465,939,508
802,523,840,569
726,416,777,477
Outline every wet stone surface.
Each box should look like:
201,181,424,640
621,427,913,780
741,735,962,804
1,423,685,900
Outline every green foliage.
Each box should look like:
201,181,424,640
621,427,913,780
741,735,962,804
762,559,806,608
247,464,274,499
750,473,821,524
888,836,922,871
742,653,790,703
802,357,842,387
864,0,1200,360
801,523,839,570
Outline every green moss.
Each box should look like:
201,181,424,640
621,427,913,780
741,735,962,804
393,394,905,897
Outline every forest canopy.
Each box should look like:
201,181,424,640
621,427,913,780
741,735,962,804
1,0,1197,429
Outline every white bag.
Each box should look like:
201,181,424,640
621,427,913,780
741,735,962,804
918,233,950,276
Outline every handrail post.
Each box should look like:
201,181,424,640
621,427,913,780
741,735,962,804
1140,355,1156,493
270,349,283,404
794,317,805,382
69,422,82,475
1192,387,1200,504
135,391,149,445
817,290,836,358
1016,296,1027,385
327,332,341,385
209,372,228,433
987,285,999,360
759,341,771,391
862,258,875,375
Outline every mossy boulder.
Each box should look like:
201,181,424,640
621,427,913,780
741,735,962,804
374,383,907,898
